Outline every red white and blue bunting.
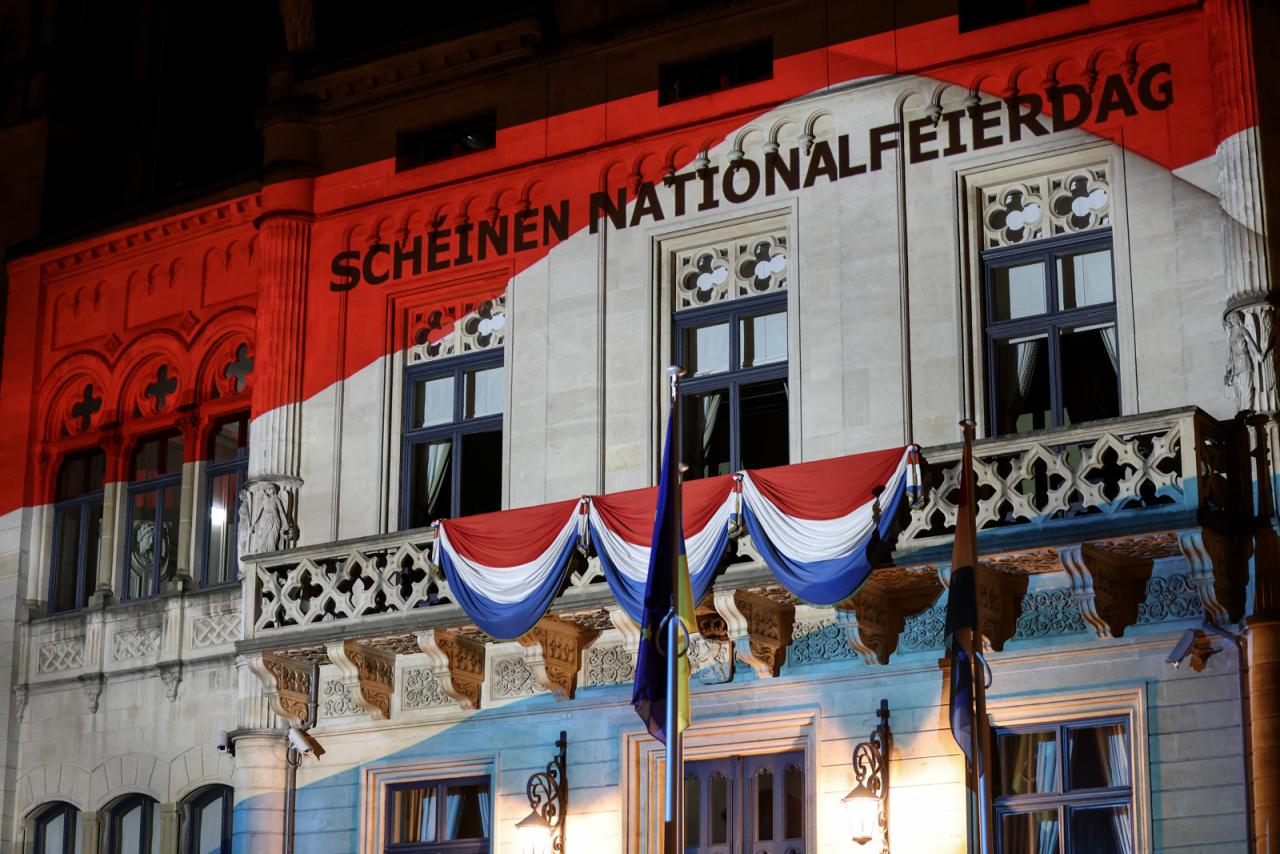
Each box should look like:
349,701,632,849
432,446,920,639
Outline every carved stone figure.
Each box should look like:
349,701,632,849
1224,305,1277,414
239,480,298,557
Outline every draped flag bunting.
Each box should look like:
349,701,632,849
435,498,582,639
588,474,735,622
739,445,914,605
430,446,919,638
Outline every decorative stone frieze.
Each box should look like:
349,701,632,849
326,640,395,721
248,652,312,727
38,638,85,673
583,644,637,687
321,680,362,718
711,589,795,679
191,611,240,648
112,626,162,661
517,615,599,700
1177,528,1247,625
1057,544,1153,639
401,667,451,710
416,629,486,711
491,655,541,699
835,569,942,665
789,621,858,665
1136,573,1203,624
1013,589,1088,639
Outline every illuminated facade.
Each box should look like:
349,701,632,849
1,1,1277,851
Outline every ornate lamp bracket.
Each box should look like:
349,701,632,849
842,699,892,852
519,730,568,853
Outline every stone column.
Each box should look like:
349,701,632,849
231,655,289,852
79,809,102,854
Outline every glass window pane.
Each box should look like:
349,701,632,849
755,768,774,841
206,471,239,586
1000,810,1059,854
1059,324,1120,427
196,796,224,854
210,415,248,464
993,334,1051,435
41,811,65,854
998,730,1060,796
464,366,503,419
52,506,83,613
683,322,731,377
57,450,105,500
150,804,161,854
459,430,502,517
408,440,453,527
390,786,436,844
992,261,1048,321
133,433,183,481
1069,804,1131,854
159,486,180,581
784,764,803,840
1068,723,1130,789
442,781,490,840
84,503,102,604
684,775,701,846
119,803,143,854
1057,248,1114,310
414,376,455,428
682,391,730,480
710,773,730,844
740,310,787,369
128,491,160,599
739,379,789,470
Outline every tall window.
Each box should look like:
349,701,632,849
107,795,160,854
994,718,1134,854
683,751,804,853
50,449,105,614
185,785,233,854
402,352,503,528
32,802,79,854
384,777,491,854
981,167,1117,435
204,414,248,587
124,432,183,599
673,226,790,479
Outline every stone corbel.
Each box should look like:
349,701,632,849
326,640,395,721
712,590,795,679
835,570,943,665
518,616,599,700
694,601,734,684
158,662,182,703
1178,528,1246,625
973,564,1027,652
247,652,312,727
79,672,104,714
416,629,486,711
1058,544,1153,639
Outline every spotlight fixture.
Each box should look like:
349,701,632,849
841,699,891,851
516,730,567,854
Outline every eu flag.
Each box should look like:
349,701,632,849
632,409,695,744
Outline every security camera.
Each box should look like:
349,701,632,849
288,726,325,760
1165,628,1198,669
215,729,234,756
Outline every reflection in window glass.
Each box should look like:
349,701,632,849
1068,724,1130,789
390,786,437,844
992,261,1047,320
1069,804,1131,853
993,334,1051,435
684,322,731,376
1057,249,1114,310
1000,810,1059,854
415,376,455,428
443,781,491,840
683,391,731,479
387,779,490,850
998,730,1060,796
464,367,503,420
739,379,788,470
740,310,787,368
206,472,238,585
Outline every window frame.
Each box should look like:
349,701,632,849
107,794,159,854
382,775,492,854
184,784,233,854
400,349,504,529
981,229,1118,435
674,289,789,477
32,801,79,854
48,449,106,615
993,715,1135,853
201,414,249,589
122,431,185,601
683,750,806,853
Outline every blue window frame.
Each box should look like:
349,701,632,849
203,414,248,588
33,801,79,854
982,231,1119,436
185,784,233,854
994,717,1134,854
49,449,105,614
401,351,503,529
107,794,159,854
123,432,183,600
384,776,491,854
675,290,789,479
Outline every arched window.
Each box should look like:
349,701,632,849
203,414,248,587
184,785,233,854
50,449,106,613
124,432,183,600
32,801,79,854
107,794,159,854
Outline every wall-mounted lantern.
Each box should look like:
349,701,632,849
841,699,891,851
517,730,567,854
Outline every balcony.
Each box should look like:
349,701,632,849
237,407,1248,724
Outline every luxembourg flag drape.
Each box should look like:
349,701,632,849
435,498,581,640
588,474,735,622
739,446,915,605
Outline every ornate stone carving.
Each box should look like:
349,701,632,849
1058,544,1153,639
79,673,104,714
518,615,599,701
112,626,161,661
402,667,451,710
1177,528,1247,625
1136,573,1203,624
491,655,540,699
972,564,1027,652
191,611,240,648
326,640,395,721
583,644,637,687
321,679,362,718
674,225,789,310
38,638,85,673
410,293,507,363
416,629,486,711
712,589,795,679
688,634,733,684
1224,303,1277,414
158,662,182,703
836,569,942,665
1013,589,1087,638
900,604,947,651
249,652,312,727
982,165,1109,249
789,621,858,665
238,479,299,557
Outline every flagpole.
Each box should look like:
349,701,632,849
663,366,686,853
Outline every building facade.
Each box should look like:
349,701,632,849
1,0,1277,851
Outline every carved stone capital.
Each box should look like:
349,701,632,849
247,652,311,727
712,590,795,679
79,673,104,714
1178,528,1247,624
158,662,182,703
836,569,943,665
327,640,395,721
1058,543,1153,639
416,629,486,711
518,616,599,700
